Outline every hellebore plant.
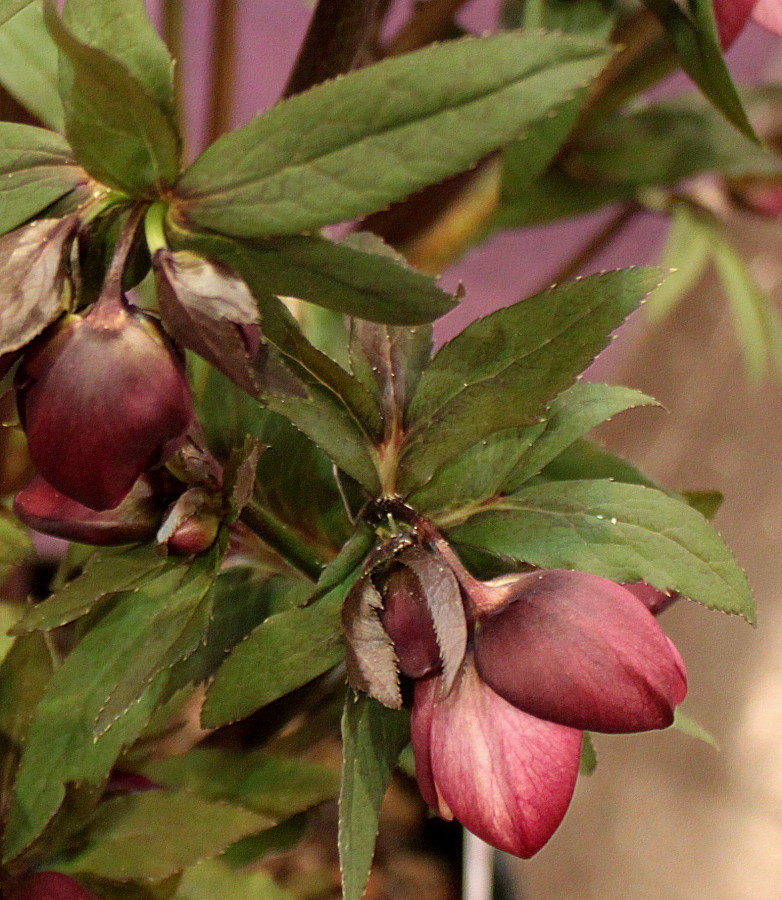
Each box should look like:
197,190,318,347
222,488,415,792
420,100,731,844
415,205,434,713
0,0,769,898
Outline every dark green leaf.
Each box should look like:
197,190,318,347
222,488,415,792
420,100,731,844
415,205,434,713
0,632,53,746
411,382,657,517
537,437,657,486
0,125,85,237
175,859,294,900
0,215,78,355
642,0,755,140
339,694,410,900
449,479,755,621
143,747,340,819
682,490,723,520
174,32,613,237
13,544,172,634
0,508,32,583
502,0,616,38
0,2,63,130
398,269,663,492
167,226,456,326
44,0,179,194
63,791,271,882
202,576,353,728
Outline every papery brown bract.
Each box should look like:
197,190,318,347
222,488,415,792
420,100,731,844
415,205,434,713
16,301,193,511
13,474,167,545
473,570,687,733
411,659,582,858
10,871,98,900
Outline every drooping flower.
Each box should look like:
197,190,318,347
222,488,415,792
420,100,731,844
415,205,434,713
404,560,686,857
16,297,193,511
713,0,782,48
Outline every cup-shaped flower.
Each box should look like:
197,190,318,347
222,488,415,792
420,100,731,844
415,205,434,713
13,474,168,545
472,569,687,733
10,872,98,900
411,657,582,858
16,300,193,511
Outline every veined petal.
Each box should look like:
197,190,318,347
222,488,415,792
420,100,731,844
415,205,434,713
474,570,687,734
417,662,582,858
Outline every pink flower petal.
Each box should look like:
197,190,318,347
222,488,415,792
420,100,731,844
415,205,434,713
415,662,582,858
474,570,687,733
752,0,782,34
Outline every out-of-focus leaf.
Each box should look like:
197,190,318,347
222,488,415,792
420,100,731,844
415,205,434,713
0,215,78,354
0,0,32,27
339,694,410,900
398,269,662,492
645,202,711,322
175,859,294,900
13,544,172,633
0,125,85,237
0,602,21,665
44,0,179,195
167,227,456,326
174,32,613,237
682,490,723,520
642,0,755,140
201,575,353,728
449,479,755,621
502,0,616,38
572,96,781,188
0,507,32,582
63,791,271,882
411,382,657,516
0,2,63,130
0,631,53,746
143,747,340,820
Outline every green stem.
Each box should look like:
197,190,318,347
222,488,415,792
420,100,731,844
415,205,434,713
144,202,169,255
240,500,325,582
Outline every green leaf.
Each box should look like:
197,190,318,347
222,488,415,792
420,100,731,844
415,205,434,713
0,124,85,237
0,632,53,747
175,859,294,900
0,507,32,583
339,694,410,900
62,0,175,118
571,96,781,189
579,732,597,775
449,479,755,621
143,747,340,820
174,32,613,237
682,490,723,520
0,2,63,130
201,576,353,728
44,0,179,195
0,0,33,28
645,203,711,322
537,437,658,486
672,707,718,747
502,0,616,38
398,269,663,493
167,227,457,326
411,382,657,517
642,0,755,140
13,544,172,633
64,791,272,882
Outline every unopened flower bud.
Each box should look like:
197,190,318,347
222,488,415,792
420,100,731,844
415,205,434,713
13,474,168,545
16,299,193,511
379,564,441,679
10,872,98,900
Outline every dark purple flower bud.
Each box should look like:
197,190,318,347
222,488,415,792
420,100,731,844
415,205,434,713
103,768,160,797
10,872,98,900
13,473,166,545
16,299,193,511
411,659,582,858
621,581,679,616
473,569,687,734
378,563,441,679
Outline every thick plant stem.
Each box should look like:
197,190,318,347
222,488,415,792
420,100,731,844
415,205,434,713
283,0,383,98
240,500,325,582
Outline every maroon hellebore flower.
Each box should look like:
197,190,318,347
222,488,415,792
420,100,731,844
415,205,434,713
713,0,782,47
10,871,98,900
16,297,193,511
409,566,687,857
